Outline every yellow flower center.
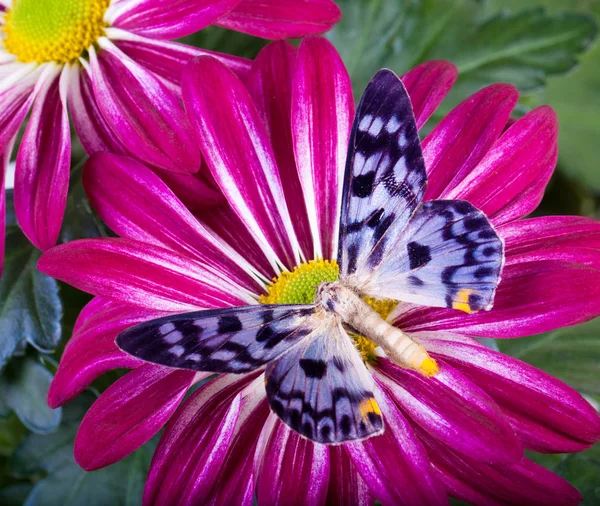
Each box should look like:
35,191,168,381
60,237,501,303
2,0,109,64
259,260,398,363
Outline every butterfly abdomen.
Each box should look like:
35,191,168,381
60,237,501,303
318,282,438,377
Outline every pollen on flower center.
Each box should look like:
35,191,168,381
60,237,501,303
259,260,399,364
259,259,340,305
2,0,109,64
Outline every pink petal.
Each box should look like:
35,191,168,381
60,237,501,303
200,204,277,281
424,338,600,453
14,67,70,250
401,60,458,129
207,390,270,506
423,84,519,201
74,364,200,470
108,0,239,39
113,33,251,90
256,415,330,506
427,437,582,506
375,358,522,464
217,0,341,39
89,41,200,173
345,385,448,505
37,238,254,311
69,66,125,154
182,56,300,269
0,81,35,154
291,37,354,259
501,215,600,255
83,153,262,293
143,373,258,506
246,41,313,258
48,298,163,408
152,162,224,211
446,106,558,225
326,447,373,506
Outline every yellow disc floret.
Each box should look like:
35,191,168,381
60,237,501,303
2,0,109,64
259,259,340,305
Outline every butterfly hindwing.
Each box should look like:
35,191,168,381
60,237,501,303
116,304,319,373
338,69,427,283
265,316,383,444
362,200,504,312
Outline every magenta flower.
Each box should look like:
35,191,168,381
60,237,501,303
40,38,600,505
0,0,340,273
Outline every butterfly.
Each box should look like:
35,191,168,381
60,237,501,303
116,69,504,445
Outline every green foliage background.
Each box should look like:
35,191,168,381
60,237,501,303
0,0,599,504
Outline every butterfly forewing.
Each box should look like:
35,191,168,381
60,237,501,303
338,69,427,283
362,200,504,312
116,305,319,373
265,316,383,444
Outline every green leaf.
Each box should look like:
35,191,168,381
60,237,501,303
328,1,597,111
11,393,152,506
0,359,61,435
0,416,27,457
0,217,62,365
497,318,600,396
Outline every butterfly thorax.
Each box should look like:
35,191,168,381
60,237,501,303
315,282,438,377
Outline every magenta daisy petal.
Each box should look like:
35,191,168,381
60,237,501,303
47,298,158,408
182,55,302,270
43,37,600,505
14,66,70,250
423,83,520,200
75,365,202,471
106,0,239,40
400,60,458,129
216,0,341,39
291,37,354,260
0,0,339,270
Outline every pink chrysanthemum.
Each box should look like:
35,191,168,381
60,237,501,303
0,0,340,272
40,38,600,505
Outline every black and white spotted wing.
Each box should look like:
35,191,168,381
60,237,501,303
361,200,505,313
265,317,383,444
116,305,319,373
338,69,427,283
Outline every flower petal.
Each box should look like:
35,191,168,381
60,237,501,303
256,415,330,506
422,84,519,201
427,438,582,506
48,298,162,408
69,65,125,154
182,56,300,270
83,153,263,293
110,30,251,89
401,60,458,129
345,385,448,505
217,0,341,39
89,40,200,173
375,358,522,464
207,385,270,506
107,0,239,39
0,79,36,154
246,41,313,258
424,338,600,453
446,106,558,225
291,37,354,259
14,66,70,250
38,238,255,311
143,373,257,506
74,364,200,470
326,447,373,506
